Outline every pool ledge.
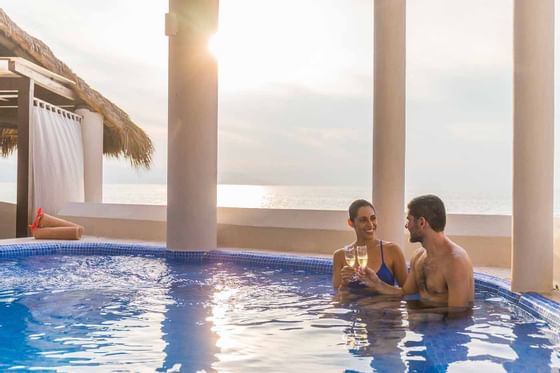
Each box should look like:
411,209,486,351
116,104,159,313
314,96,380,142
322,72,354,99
1,240,560,329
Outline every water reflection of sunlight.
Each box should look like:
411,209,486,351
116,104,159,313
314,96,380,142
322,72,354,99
217,185,267,208
210,286,239,351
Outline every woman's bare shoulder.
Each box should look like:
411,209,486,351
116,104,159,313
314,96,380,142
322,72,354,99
382,241,404,254
333,247,346,259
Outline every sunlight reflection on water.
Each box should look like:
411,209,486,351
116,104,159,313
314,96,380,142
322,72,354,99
2,182,560,214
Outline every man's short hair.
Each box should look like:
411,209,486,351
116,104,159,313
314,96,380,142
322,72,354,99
348,199,375,222
407,194,446,232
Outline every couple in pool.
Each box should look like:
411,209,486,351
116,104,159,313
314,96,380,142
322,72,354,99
333,194,474,310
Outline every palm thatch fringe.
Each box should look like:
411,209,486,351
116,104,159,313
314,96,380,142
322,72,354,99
0,9,153,168
0,128,16,157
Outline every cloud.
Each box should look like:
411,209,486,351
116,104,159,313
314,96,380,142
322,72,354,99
407,0,512,71
406,68,513,194
3,0,560,198
218,85,372,185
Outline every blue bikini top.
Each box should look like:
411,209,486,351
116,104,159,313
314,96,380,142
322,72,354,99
376,240,396,285
348,240,396,288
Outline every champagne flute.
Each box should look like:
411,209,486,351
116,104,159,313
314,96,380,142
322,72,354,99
344,245,356,267
356,245,368,270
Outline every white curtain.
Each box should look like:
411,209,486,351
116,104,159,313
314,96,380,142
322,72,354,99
31,104,84,215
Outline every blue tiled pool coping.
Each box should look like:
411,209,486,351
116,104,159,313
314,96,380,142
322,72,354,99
1,241,560,329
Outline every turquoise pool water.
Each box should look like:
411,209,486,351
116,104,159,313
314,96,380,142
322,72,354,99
0,253,559,372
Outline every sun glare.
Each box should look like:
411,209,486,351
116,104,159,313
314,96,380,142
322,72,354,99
206,0,364,94
208,34,221,59
217,185,266,208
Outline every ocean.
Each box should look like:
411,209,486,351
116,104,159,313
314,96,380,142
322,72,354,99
0,182,535,215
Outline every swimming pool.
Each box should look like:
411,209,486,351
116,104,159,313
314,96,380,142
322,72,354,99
0,242,559,372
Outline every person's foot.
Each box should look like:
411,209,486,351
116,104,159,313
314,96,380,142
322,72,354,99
77,225,84,238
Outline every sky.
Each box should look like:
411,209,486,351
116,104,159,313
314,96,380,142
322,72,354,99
0,0,557,198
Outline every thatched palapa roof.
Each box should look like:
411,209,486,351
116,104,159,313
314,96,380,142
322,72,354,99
0,9,153,168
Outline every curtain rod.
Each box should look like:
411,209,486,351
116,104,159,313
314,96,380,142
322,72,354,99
33,97,83,122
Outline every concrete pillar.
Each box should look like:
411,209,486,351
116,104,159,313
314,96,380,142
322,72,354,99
166,0,219,250
512,0,554,292
75,108,103,203
372,0,406,249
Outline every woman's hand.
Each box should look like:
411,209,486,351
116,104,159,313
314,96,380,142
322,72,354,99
340,265,356,286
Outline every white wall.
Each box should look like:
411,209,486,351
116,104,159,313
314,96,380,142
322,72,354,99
54,202,512,266
0,201,513,267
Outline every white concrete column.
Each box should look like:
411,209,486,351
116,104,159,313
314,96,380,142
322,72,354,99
372,0,406,249
166,0,219,250
512,0,554,292
75,108,103,203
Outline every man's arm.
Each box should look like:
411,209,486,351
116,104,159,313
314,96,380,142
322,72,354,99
358,248,422,296
399,248,422,295
358,267,403,295
402,259,419,295
445,258,473,309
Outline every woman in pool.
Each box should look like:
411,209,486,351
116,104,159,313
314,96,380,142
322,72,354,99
332,199,407,289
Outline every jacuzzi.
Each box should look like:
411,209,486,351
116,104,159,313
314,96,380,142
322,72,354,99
0,242,558,372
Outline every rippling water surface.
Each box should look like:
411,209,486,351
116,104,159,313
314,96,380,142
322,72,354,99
0,255,559,372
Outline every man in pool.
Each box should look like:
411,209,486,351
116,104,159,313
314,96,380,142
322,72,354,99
357,194,474,309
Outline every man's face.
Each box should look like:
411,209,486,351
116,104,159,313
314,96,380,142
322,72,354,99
351,206,377,241
405,212,423,243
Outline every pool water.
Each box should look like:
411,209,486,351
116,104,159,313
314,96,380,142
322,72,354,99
0,254,559,372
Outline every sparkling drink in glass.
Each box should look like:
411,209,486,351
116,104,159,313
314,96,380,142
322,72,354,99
344,245,356,267
356,245,368,270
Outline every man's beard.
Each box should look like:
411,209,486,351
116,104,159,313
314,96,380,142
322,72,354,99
409,232,423,243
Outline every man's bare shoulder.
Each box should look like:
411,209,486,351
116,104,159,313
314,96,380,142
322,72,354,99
410,247,426,267
445,241,473,270
449,241,471,260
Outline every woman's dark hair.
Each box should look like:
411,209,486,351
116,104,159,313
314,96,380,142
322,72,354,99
348,199,375,222
407,194,446,232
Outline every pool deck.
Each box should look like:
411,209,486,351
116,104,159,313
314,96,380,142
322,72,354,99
1,235,559,303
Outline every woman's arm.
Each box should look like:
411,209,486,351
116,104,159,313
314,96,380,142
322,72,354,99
332,249,345,288
388,243,408,287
